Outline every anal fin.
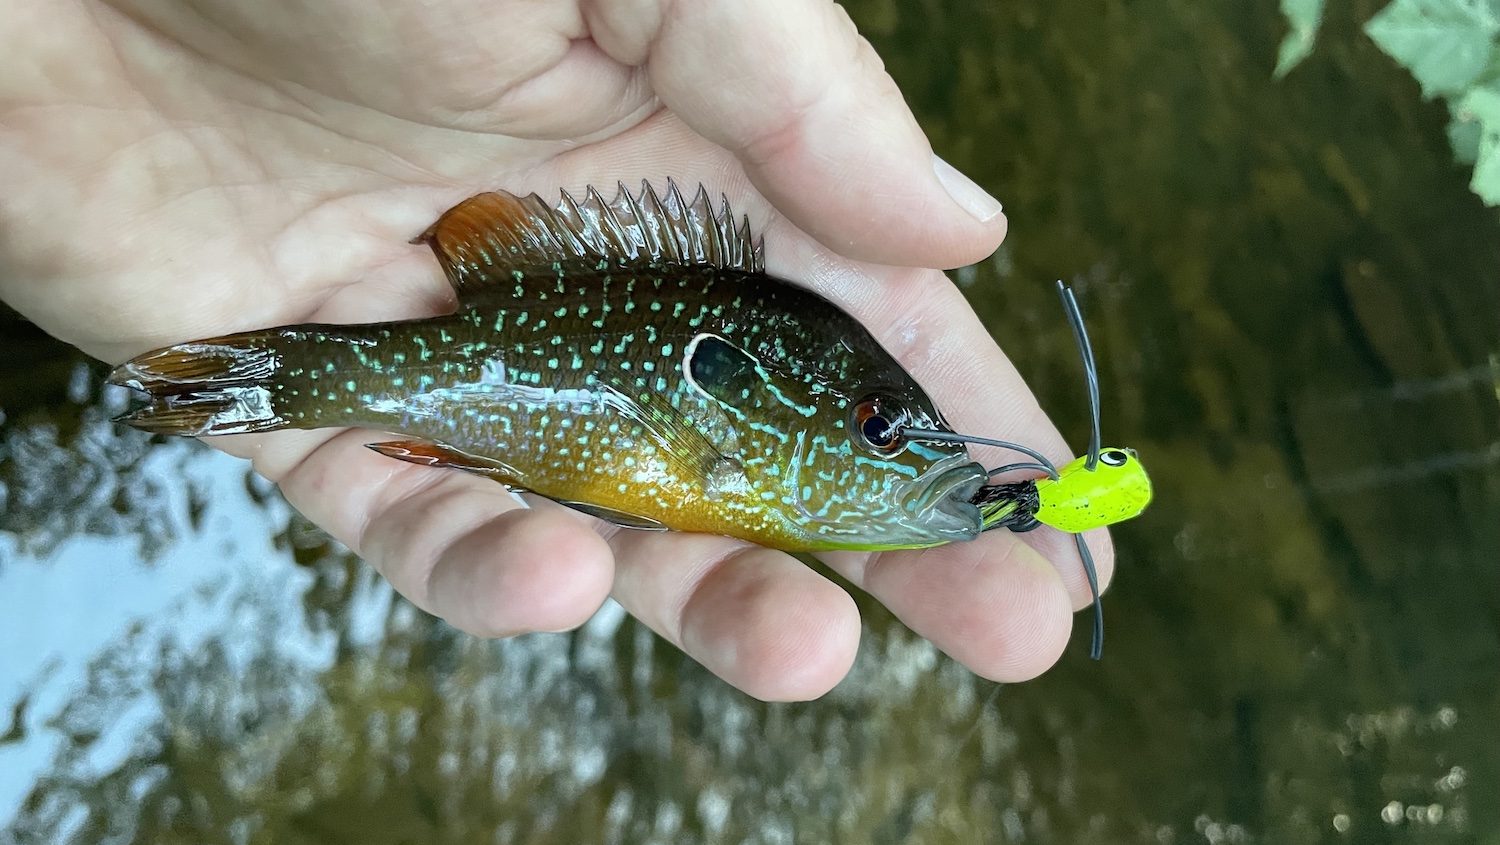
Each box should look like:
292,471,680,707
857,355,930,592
366,440,529,491
367,440,667,531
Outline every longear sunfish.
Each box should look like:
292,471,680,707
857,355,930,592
110,181,990,551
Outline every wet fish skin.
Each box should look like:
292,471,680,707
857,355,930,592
111,181,986,551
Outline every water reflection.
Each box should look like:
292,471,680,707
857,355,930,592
4,0,1500,842
1,355,1058,844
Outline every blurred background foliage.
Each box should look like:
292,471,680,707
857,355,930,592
1280,0,1500,204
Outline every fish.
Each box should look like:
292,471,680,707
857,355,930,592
109,181,991,552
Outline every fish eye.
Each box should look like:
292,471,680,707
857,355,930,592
1101,449,1130,466
852,395,906,454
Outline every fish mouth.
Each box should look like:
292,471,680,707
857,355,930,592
907,460,987,539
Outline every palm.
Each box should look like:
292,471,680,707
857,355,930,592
2,0,1111,698
9,3,655,352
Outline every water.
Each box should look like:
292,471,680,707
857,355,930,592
3,1,1498,842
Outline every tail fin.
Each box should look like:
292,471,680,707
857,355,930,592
109,333,290,436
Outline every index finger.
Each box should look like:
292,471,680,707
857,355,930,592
587,0,1007,269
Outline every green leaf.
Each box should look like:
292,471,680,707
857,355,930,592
1456,84,1500,201
1456,84,1500,130
1365,0,1500,98
1471,133,1500,201
1474,43,1500,87
1275,0,1325,78
1447,110,1483,164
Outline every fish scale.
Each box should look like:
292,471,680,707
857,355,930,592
110,181,989,551
267,267,893,542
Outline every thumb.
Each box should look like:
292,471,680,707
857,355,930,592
586,0,1006,270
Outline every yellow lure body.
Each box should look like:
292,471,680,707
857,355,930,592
1034,448,1153,533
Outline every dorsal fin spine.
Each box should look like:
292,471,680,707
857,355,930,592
619,181,658,258
641,182,681,263
557,189,597,255
539,201,588,257
665,180,691,261
589,185,633,257
699,185,725,265
739,217,754,269
718,197,738,268
686,183,710,264
745,218,764,271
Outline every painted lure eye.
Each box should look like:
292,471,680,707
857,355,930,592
852,395,907,454
1100,448,1130,466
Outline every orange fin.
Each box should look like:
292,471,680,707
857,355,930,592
413,180,764,297
366,440,528,489
109,332,290,436
368,441,666,530
109,335,281,394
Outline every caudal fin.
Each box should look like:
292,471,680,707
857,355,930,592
109,333,290,436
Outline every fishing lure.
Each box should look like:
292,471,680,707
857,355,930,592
900,282,1153,658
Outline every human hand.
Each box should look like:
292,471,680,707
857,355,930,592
0,0,1112,699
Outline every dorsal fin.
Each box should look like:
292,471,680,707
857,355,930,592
414,180,765,296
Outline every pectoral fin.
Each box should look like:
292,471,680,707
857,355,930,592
596,379,742,486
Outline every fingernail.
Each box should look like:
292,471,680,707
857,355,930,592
933,154,1003,222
